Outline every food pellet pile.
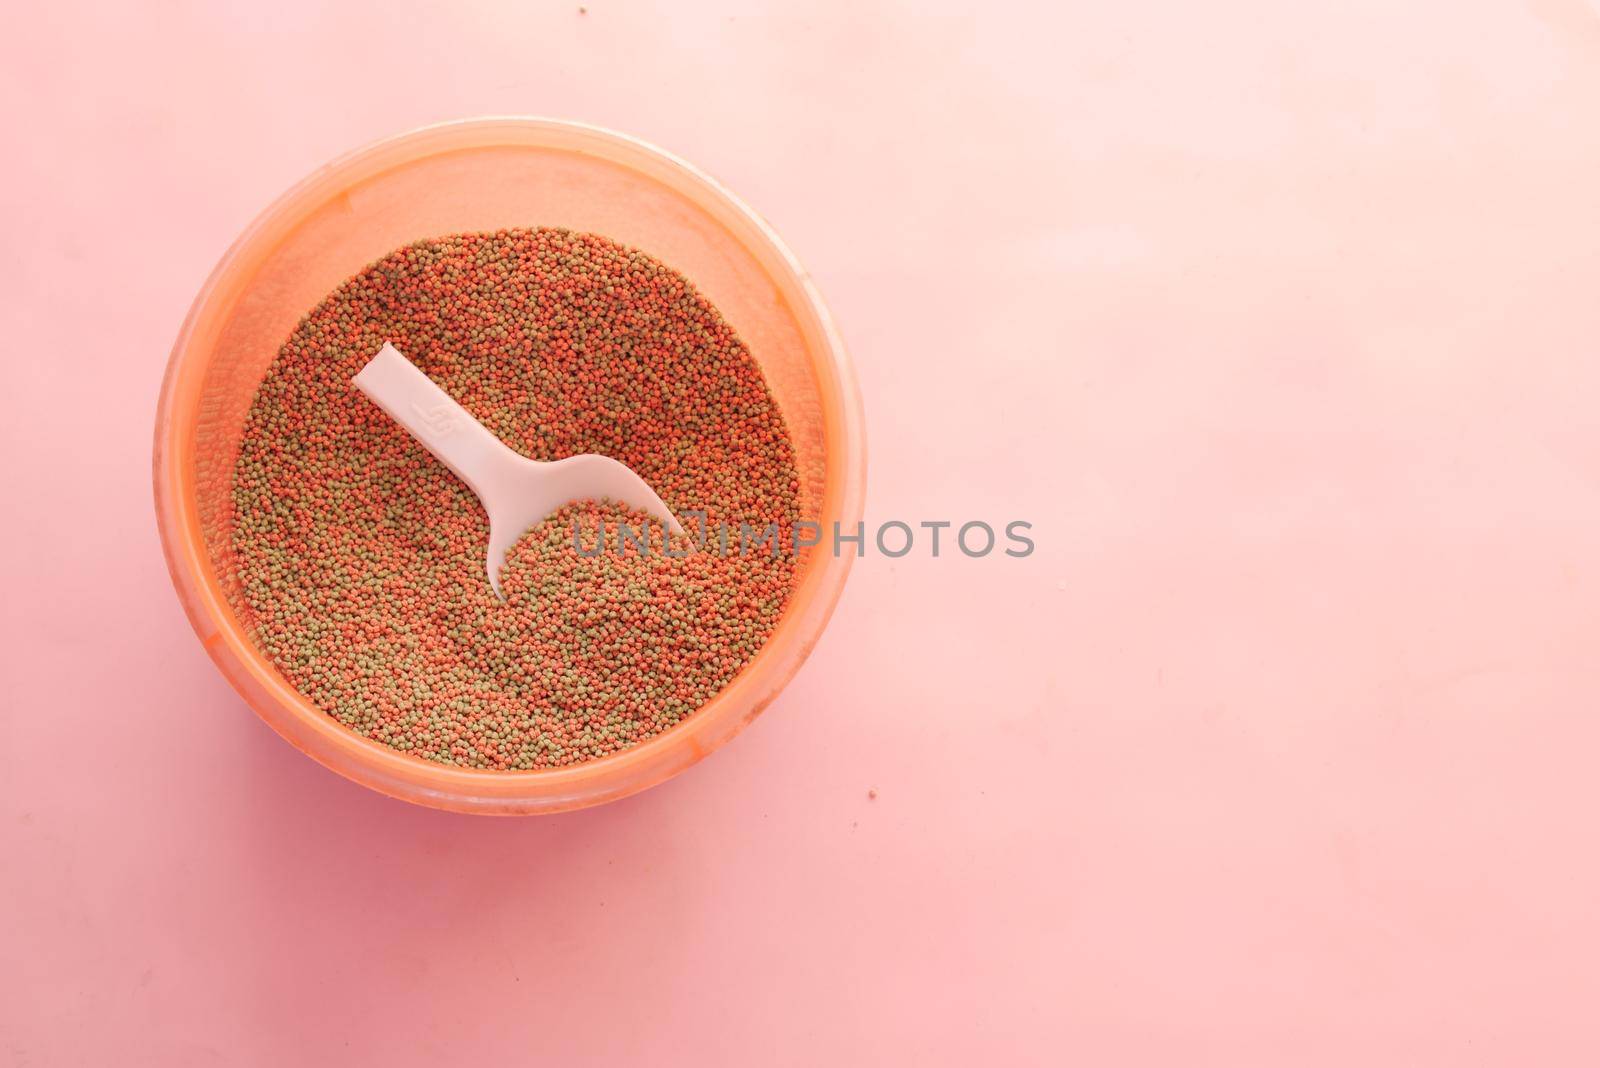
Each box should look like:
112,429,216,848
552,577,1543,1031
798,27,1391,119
231,228,800,769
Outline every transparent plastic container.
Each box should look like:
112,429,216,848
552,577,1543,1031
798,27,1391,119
153,119,866,814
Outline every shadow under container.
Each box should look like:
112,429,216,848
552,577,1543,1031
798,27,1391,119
153,118,866,814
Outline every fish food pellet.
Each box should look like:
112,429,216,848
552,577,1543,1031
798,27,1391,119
230,228,801,770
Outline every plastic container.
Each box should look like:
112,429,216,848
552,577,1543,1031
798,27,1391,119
153,118,866,815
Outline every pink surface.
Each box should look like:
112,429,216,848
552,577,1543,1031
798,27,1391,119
5,2,1600,1064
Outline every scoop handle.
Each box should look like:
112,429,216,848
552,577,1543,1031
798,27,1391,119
352,343,520,503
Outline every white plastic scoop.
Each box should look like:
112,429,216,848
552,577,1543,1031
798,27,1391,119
354,342,683,598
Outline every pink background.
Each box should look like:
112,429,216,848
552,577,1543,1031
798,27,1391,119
5,2,1600,1064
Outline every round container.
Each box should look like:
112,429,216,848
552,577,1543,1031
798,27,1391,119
154,118,865,814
